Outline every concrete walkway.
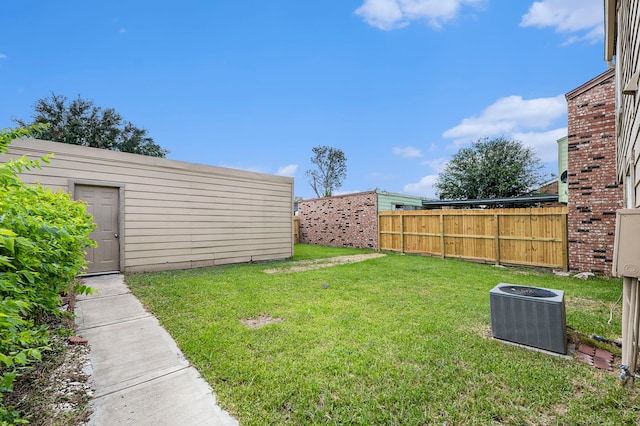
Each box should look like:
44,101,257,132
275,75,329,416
75,274,239,426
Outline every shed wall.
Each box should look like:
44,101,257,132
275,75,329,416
3,139,294,272
298,191,378,249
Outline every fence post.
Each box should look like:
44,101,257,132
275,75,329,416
494,213,500,266
439,212,445,258
400,213,405,254
377,212,380,252
560,210,568,271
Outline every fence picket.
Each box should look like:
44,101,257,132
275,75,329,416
378,207,568,270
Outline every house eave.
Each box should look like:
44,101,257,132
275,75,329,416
604,0,617,64
565,68,615,100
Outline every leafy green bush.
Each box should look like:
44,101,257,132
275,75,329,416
0,126,96,424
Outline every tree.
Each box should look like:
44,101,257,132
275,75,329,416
435,137,543,200
306,146,347,198
14,92,169,157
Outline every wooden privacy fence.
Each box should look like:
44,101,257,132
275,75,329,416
378,207,568,270
293,216,300,243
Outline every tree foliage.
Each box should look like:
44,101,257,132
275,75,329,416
306,146,347,198
435,137,543,200
0,125,96,423
15,92,169,157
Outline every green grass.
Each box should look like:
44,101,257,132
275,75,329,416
126,245,639,425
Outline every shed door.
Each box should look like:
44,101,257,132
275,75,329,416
75,185,120,274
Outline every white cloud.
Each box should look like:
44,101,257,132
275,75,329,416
0,54,6,59
404,174,439,198
520,0,603,44
393,146,422,158
355,0,484,31
442,95,566,145
118,28,126,34
421,157,448,172
276,164,298,177
512,128,567,162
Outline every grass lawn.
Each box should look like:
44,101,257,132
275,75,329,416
126,244,639,425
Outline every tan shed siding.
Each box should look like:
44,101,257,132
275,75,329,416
617,0,640,203
3,138,294,272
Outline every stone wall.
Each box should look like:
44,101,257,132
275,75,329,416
566,69,623,275
298,191,378,249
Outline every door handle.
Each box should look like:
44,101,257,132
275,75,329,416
114,233,119,238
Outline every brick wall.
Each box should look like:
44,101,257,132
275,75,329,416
298,191,378,249
538,180,558,195
566,69,623,275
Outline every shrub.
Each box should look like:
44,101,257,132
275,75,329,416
0,126,96,424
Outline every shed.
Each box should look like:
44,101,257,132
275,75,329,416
3,138,294,274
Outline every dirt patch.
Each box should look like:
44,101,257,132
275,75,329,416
263,253,386,274
241,315,283,329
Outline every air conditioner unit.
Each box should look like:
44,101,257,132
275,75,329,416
490,283,567,354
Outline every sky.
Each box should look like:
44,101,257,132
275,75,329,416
0,0,608,200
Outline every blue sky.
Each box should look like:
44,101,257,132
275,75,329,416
1,0,606,199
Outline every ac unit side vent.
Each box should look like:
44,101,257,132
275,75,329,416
490,283,567,354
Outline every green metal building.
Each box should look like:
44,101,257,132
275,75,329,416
557,136,568,204
376,190,429,212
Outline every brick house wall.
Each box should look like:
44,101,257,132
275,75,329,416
298,191,378,249
538,180,558,195
565,69,623,275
